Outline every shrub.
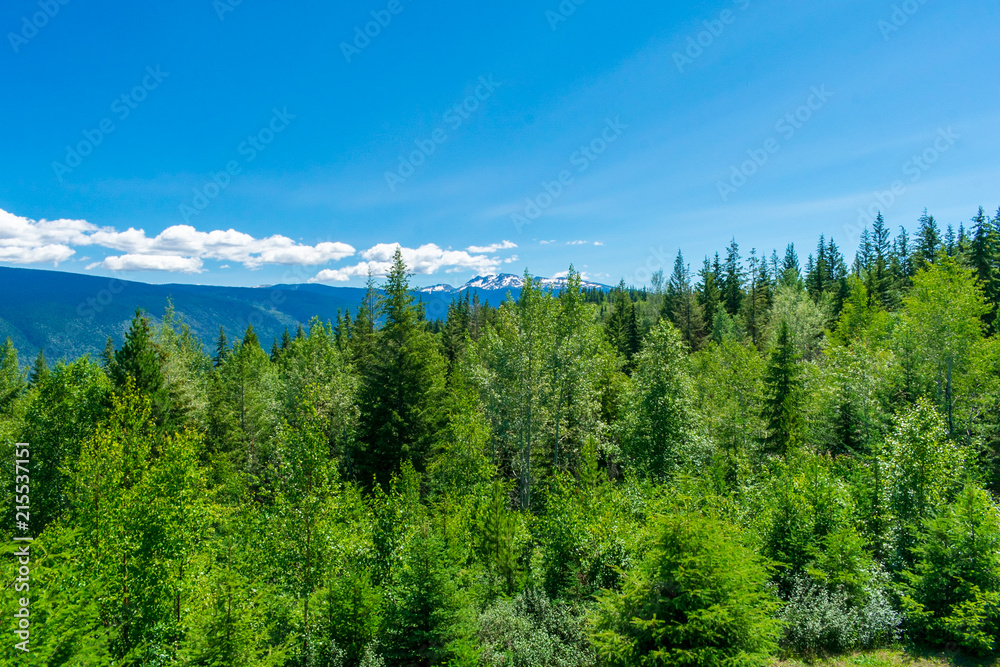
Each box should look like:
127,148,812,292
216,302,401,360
589,511,781,667
477,588,594,667
779,571,900,654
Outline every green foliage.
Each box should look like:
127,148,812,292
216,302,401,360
619,319,701,479
477,588,594,667
382,520,478,666
589,509,781,667
0,336,26,412
881,398,965,566
901,483,1000,656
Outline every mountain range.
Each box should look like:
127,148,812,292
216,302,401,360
0,267,608,362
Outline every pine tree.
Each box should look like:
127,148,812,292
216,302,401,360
666,251,705,349
240,324,260,350
970,206,1000,328
697,256,721,338
101,335,117,373
112,309,169,423
914,209,942,268
356,248,447,488
722,238,744,316
742,248,771,348
781,243,802,288
608,282,640,367
213,326,229,367
29,348,49,386
762,320,803,457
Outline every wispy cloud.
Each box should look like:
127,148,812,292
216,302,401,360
466,240,517,253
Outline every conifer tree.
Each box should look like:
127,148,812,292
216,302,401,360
970,206,1000,328
112,309,169,423
213,326,229,367
356,248,447,488
30,348,49,386
762,319,803,457
781,243,802,288
914,209,942,268
666,252,705,350
697,256,721,338
722,238,744,316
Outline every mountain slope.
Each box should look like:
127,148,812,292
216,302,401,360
0,267,610,361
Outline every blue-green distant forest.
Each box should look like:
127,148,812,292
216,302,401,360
4,207,1000,666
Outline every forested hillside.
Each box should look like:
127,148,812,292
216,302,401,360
3,206,1000,666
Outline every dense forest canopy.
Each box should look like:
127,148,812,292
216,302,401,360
3,206,1000,666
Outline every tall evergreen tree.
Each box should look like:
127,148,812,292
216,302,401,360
970,206,1000,329
762,320,803,457
29,348,49,386
356,248,447,488
742,248,771,348
781,243,802,288
213,326,229,367
697,256,721,338
722,238,744,316
914,209,942,268
667,253,706,350
112,309,169,423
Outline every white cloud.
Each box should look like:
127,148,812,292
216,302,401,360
0,207,356,272
465,240,517,253
594,241,605,246
0,244,76,264
311,243,504,284
90,254,205,273
567,240,588,245
539,239,556,245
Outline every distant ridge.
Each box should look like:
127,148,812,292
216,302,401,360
418,272,609,294
0,267,610,361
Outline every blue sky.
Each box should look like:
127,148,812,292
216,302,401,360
1,0,997,288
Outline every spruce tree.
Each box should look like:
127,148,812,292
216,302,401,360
697,256,721,339
30,348,49,386
356,248,447,488
781,243,802,287
213,326,229,367
722,238,744,316
970,206,1000,328
112,309,169,423
915,209,942,268
762,319,803,457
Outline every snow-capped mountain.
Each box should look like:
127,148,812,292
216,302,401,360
417,273,607,294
